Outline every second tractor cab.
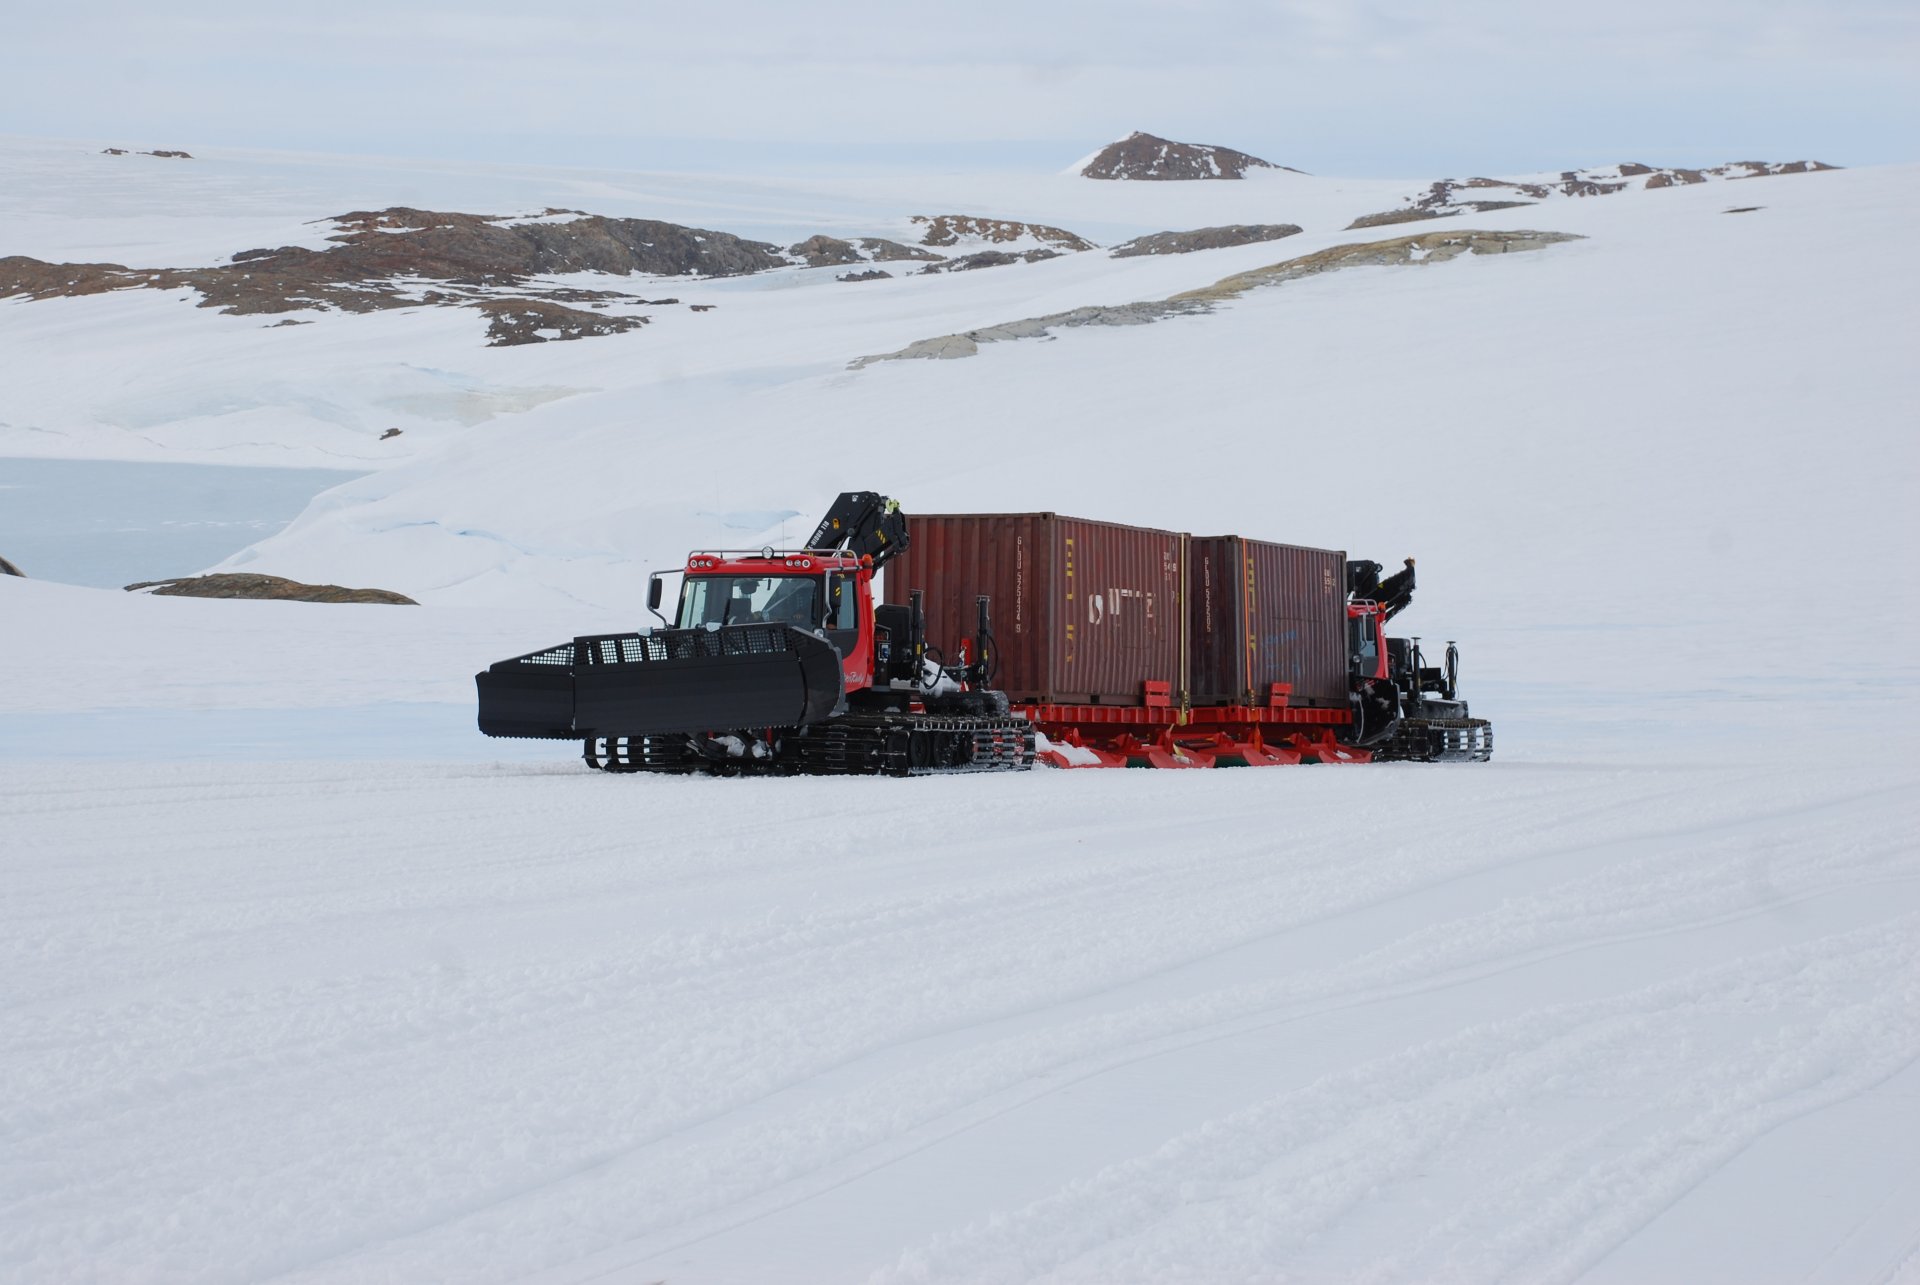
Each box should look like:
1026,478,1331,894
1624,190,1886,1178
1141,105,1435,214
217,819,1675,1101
1345,557,1492,761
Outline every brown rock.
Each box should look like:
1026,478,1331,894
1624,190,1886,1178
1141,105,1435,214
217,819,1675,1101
838,269,892,282
1351,158,1832,227
0,256,180,301
1714,159,1834,178
854,229,1583,369
1346,208,1459,230
305,207,788,282
1167,228,1586,303
919,249,1064,274
1079,131,1293,180
857,238,942,262
470,297,648,346
125,573,417,604
786,236,940,268
1111,224,1302,258
788,235,864,268
922,250,1021,273
3,208,787,321
0,553,24,577
910,215,1093,252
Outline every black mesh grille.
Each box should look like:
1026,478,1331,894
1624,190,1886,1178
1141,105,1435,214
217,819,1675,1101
577,625,796,667
516,643,575,667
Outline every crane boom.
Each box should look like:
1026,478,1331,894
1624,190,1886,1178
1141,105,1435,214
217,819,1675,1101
805,491,909,568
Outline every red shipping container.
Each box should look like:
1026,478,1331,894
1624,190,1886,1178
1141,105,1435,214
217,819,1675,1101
884,513,1184,705
1189,536,1348,708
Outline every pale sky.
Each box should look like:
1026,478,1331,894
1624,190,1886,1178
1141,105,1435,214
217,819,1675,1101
4,0,1915,174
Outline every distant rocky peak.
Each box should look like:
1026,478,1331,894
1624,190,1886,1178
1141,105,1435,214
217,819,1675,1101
1079,132,1292,181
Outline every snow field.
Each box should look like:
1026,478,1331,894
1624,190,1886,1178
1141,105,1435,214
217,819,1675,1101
3,757,1915,1283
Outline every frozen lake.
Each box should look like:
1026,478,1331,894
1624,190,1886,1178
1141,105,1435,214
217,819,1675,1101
0,457,362,588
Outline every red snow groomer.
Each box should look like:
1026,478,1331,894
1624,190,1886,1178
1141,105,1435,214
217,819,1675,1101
476,492,1491,775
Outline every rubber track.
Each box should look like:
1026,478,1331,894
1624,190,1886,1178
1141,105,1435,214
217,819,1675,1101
1371,716,1494,763
586,715,1036,777
793,714,1036,777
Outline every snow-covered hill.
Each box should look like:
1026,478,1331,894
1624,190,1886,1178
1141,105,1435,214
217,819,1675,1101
3,135,1917,1284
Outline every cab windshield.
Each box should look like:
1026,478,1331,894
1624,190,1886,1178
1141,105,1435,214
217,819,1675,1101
678,575,823,629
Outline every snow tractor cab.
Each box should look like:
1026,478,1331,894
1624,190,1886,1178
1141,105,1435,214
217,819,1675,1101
1344,558,1493,762
476,492,1035,775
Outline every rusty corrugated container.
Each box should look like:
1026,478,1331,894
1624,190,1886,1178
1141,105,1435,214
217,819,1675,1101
884,513,1184,705
1189,536,1349,708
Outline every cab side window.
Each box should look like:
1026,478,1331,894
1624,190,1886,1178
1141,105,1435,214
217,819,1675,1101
827,574,859,629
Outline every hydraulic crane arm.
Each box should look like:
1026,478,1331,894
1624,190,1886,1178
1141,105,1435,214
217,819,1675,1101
805,491,910,568
1347,556,1417,623
1376,557,1416,623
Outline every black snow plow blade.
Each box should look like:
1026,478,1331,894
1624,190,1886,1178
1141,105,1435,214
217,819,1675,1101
477,624,845,740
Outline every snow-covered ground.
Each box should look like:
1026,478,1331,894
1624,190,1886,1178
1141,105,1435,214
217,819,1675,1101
3,137,1918,1283
8,750,1915,1285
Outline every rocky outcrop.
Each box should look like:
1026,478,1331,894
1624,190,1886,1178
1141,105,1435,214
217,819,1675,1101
1079,132,1292,180
918,249,1063,274
789,235,864,268
1346,160,1838,228
102,148,193,158
851,229,1583,368
257,207,788,290
125,573,417,604
0,256,178,299
838,269,892,282
1690,159,1833,179
863,333,991,362
1110,224,1302,258
473,298,650,346
0,207,785,323
1169,229,1582,301
787,235,941,268
1348,208,1458,230
860,238,943,262
910,215,1093,252
853,299,1213,367
0,554,24,577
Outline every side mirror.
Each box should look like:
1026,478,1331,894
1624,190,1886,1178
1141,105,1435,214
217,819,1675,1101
646,574,670,627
